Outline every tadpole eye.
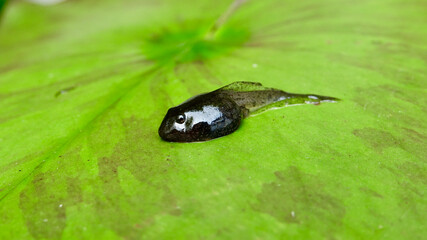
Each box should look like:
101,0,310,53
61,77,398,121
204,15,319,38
176,114,186,124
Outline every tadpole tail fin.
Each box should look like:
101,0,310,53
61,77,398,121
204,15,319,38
217,81,340,116
282,93,340,104
250,92,340,116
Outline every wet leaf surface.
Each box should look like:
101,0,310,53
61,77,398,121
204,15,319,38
0,0,426,239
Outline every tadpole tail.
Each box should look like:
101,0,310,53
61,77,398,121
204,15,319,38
250,91,340,116
281,92,340,105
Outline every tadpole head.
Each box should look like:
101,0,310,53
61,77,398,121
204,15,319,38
159,107,195,142
158,107,210,142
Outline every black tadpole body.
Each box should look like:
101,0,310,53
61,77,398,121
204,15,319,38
158,81,339,142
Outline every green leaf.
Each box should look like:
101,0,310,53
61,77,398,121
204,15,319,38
0,0,7,20
0,0,426,239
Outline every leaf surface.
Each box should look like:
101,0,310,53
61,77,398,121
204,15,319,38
0,0,426,239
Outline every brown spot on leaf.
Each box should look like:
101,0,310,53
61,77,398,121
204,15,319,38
400,128,427,161
353,128,401,152
253,166,345,229
19,173,67,240
18,148,84,240
397,161,427,186
353,127,426,161
352,84,426,160
359,187,383,198
94,116,180,238
310,142,343,157
382,161,426,226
